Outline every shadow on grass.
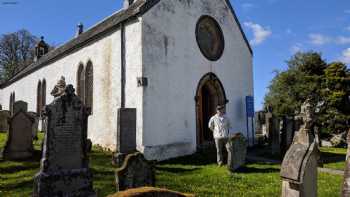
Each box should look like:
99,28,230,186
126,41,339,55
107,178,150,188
235,166,280,174
0,178,33,190
159,148,217,166
321,152,345,164
0,162,39,174
156,166,200,174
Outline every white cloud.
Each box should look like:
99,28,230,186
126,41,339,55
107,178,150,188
290,43,303,54
244,22,272,46
336,36,350,45
309,33,331,45
340,48,350,64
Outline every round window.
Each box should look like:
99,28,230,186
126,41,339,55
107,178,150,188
196,16,225,61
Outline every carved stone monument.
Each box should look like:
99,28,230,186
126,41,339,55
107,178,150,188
280,98,319,197
2,101,35,160
27,112,39,140
0,110,10,132
116,152,155,191
33,84,95,197
227,133,247,172
341,128,350,197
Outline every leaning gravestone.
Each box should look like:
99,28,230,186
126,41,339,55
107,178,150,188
280,98,318,197
33,84,95,197
2,101,35,160
116,152,155,191
0,110,10,132
227,133,247,172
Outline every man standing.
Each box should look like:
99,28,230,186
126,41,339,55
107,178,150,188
209,105,232,166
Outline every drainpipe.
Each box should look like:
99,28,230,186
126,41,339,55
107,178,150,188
121,23,126,108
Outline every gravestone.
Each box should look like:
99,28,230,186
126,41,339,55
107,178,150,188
0,104,2,110
265,110,273,145
0,110,10,132
13,100,28,115
280,98,318,197
227,133,247,172
342,128,350,196
2,102,35,160
27,112,39,140
281,116,295,156
271,117,281,155
113,108,137,167
33,84,95,197
116,152,155,191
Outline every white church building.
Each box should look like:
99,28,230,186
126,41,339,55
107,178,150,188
0,0,253,160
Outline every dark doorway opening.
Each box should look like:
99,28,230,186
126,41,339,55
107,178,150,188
195,73,227,147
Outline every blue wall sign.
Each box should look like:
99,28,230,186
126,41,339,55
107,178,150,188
245,96,255,117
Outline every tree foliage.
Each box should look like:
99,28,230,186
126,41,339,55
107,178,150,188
0,29,37,82
264,52,350,136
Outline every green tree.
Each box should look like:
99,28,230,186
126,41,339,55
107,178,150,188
264,52,349,136
264,52,326,116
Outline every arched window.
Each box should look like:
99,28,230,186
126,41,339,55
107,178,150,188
77,63,85,102
85,61,93,114
37,80,42,115
10,92,15,115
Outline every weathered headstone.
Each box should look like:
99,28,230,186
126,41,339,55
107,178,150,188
271,117,281,155
342,128,350,196
280,98,318,197
33,84,95,197
116,152,155,191
2,103,35,160
13,100,28,115
281,116,295,156
265,109,273,145
0,110,10,132
27,112,39,140
0,104,2,110
113,108,137,167
227,133,247,172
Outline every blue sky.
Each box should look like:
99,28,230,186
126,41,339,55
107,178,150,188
0,0,349,110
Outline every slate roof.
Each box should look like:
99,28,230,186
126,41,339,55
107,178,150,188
0,0,252,89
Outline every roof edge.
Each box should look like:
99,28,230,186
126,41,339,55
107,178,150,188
224,0,253,56
0,0,160,89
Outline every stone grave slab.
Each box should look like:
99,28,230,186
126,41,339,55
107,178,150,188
116,152,155,191
2,110,35,160
0,110,10,132
13,100,28,115
227,133,247,172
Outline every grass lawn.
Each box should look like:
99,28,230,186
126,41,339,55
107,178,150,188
0,133,345,197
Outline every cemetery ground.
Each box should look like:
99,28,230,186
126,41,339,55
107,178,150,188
0,133,345,197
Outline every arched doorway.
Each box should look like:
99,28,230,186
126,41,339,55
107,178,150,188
195,73,228,147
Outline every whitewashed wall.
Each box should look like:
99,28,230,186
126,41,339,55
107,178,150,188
0,26,124,150
141,0,253,160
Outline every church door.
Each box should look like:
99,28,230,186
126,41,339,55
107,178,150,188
195,73,227,147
